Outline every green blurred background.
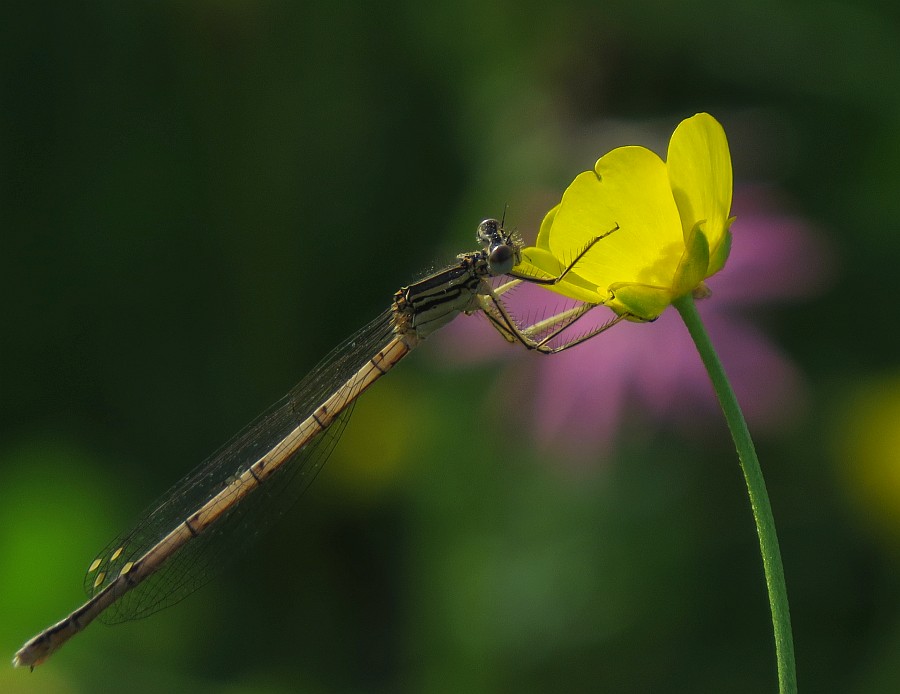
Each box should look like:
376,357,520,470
2,1,899,692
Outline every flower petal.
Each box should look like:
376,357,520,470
535,202,558,249
513,203,606,303
667,113,733,275
516,246,603,304
541,146,685,294
671,223,711,298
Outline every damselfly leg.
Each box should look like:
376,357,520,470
473,219,626,354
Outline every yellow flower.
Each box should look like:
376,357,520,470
516,113,734,321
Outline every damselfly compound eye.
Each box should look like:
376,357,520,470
488,243,515,275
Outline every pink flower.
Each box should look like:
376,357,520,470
435,187,834,462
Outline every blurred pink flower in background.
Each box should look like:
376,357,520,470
436,187,834,461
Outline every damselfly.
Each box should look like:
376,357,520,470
14,219,621,669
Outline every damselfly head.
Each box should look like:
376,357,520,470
477,218,520,276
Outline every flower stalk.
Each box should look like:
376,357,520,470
515,113,797,688
673,293,797,694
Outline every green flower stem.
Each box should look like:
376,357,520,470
673,294,797,694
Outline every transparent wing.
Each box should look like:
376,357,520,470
482,277,624,354
84,310,396,623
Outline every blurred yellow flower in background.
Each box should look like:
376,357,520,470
836,374,900,547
